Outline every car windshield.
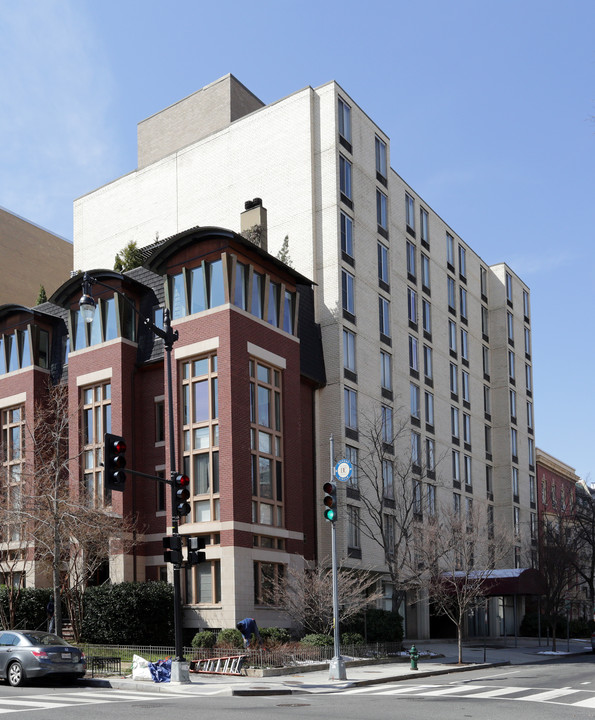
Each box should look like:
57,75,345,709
21,632,70,647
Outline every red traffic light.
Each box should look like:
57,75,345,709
175,474,190,487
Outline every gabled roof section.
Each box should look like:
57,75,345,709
144,225,313,286
0,304,61,325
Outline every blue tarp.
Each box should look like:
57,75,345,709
148,658,171,683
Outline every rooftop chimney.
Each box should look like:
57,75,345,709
240,198,267,251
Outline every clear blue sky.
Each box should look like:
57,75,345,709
1,0,594,481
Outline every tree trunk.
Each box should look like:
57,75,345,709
457,620,464,663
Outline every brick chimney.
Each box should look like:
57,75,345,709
240,198,267,251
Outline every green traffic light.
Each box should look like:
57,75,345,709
324,508,336,522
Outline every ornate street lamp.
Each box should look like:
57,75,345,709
80,272,189,683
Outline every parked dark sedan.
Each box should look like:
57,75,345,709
0,630,85,686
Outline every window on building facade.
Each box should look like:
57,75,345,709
345,445,358,488
486,465,493,496
376,190,388,230
72,295,135,351
449,362,458,396
459,287,468,321
525,363,532,393
528,437,535,467
405,193,415,232
507,312,514,343
413,479,422,516
458,245,466,279
347,505,360,549
527,401,534,430
482,345,490,377
342,269,355,317
254,561,284,605
233,261,249,311
410,383,420,420
343,329,356,375
512,467,519,498
480,266,488,298
524,327,531,356
407,288,417,325
1,405,25,542
375,135,387,179
461,370,470,404
423,345,432,381
448,320,457,354
511,428,518,459
379,296,390,338
510,388,517,420
453,492,461,516
183,355,220,524
426,438,435,472
428,483,436,516
463,413,471,446
446,232,455,267
411,431,421,467
340,212,354,258
380,350,392,392
267,283,280,327
378,243,389,285
523,289,530,319
184,548,221,605
344,387,358,431
506,272,513,304
481,306,489,338
406,241,416,280
82,382,111,506
384,514,395,555
460,328,469,363
382,405,393,443
451,406,460,439
155,398,165,444
484,385,491,416
383,460,394,499
339,155,352,201
338,97,351,144
508,350,515,382
249,359,283,528
420,208,429,246
447,277,456,312
422,299,431,336
529,473,536,506
251,271,265,320
425,391,434,427
513,507,520,537
408,335,419,373
421,254,430,291
485,424,492,455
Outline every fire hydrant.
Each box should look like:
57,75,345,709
409,644,419,671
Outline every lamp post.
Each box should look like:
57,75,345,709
79,272,190,683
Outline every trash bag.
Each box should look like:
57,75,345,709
148,658,172,683
131,654,153,681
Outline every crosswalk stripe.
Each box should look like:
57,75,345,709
340,684,438,695
422,685,488,696
375,685,442,696
571,697,595,708
518,688,579,702
464,686,533,698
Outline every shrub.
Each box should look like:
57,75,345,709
81,581,174,644
191,630,217,648
0,587,53,631
260,627,291,646
341,608,403,643
341,632,365,645
217,628,244,648
300,633,333,647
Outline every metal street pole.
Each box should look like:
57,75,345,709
328,435,346,681
162,308,189,684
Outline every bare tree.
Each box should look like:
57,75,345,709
420,503,511,663
16,382,136,639
538,509,582,651
571,482,595,618
263,560,383,636
355,409,443,614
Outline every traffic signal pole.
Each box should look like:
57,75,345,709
328,435,347,681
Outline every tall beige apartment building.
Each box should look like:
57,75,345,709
0,208,72,306
73,75,535,637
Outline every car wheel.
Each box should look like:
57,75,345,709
7,661,25,687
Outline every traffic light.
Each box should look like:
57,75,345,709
163,535,183,564
104,433,127,492
174,474,191,517
187,536,206,565
323,481,338,522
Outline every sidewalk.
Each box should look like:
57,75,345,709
83,638,593,697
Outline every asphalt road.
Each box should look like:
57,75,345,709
0,655,592,720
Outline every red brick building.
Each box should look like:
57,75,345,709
0,225,325,633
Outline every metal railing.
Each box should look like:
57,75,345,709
77,641,403,670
